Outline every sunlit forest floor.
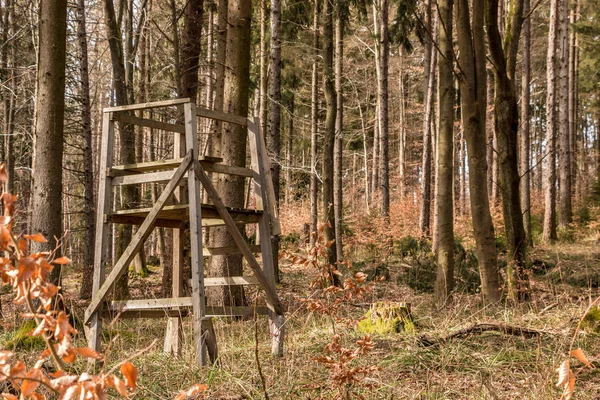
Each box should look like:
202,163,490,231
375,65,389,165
2,200,600,399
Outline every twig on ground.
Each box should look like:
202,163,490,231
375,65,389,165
418,323,551,347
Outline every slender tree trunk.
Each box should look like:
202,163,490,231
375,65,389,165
520,0,532,245
419,49,437,236
170,0,182,96
31,0,68,287
76,0,95,299
457,0,501,303
558,0,572,227
435,0,454,305
570,0,579,202
487,0,529,301
334,0,344,260
398,54,406,200
378,0,390,217
371,1,380,198
322,0,339,274
310,0,319,246
211,0,227,157
259,0,268,137
543,0,559,242
285,92,294,205
268,0,281,282
212,0,252,306
1,0,15,191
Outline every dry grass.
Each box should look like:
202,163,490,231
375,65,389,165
1,202,600,399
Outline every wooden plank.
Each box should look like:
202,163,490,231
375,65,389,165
200,244,261,256
107,215,187,229
87,112,114,356
165,128,186,356
186,276,260,287
205,163,254,178
109,204,262,223
193,161,284,316
196,106,248,126
104,97,191,112
110,156,222,175
249,118,281,235
84,151,193,324
112,113,185,133
112,170,176,186
105,298,268,318
185,102,210,366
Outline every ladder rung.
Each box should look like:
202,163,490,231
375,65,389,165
105,298,269,318
184,244,261,257
186,276,260,287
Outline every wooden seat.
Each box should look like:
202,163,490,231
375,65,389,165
110,156,223,175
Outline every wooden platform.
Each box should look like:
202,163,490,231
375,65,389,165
108,204,263,228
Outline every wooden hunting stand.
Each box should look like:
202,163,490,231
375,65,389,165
83,98,285,365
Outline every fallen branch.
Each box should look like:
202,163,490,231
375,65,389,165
418,323,550,347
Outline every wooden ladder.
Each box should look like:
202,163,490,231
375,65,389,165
84,98,285,366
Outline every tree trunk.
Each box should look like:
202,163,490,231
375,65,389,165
170,0,182,96
334,0,344,260
259,0,268,138
31,0,68,287
419,49,436,236
180,0,204,100
456,0,501,303
103,0,136,298
520,0,532,245
378,0,390,217
558,0,572,227
487,0,529,301
310,0,319,246
322,0,339,274
210,0,227,157
211,0,252,306
76,0,95,299
285,92,294,205
269,0,281,282
543,0,559,242
435,0,454,306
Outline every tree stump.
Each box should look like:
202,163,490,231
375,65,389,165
356,302,415,334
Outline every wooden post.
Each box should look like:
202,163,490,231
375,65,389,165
248,117,285,356
164,125,185,355
87,112,115,356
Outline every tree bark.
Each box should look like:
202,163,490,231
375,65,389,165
259,0,268,138
334,0,344,260
310,0,319,246
456,0,501,303
543,0,559,242
322,0,339,273
269,0,281,282
211,0,252,306
419,49,437,236
487,0,529,301
558,0,572,227
519,0,532,245
76,0,95,299
435,0,454,306
31,0,68,287
378,0,390,217
180,0,204,100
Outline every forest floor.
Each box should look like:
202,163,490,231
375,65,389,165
2,203,600,399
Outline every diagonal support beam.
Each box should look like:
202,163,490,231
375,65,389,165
193,161,284,316
84,151,194,324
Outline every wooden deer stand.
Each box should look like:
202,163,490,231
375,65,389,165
83,98,285,365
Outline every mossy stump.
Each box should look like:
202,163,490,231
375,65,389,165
356,302,415,334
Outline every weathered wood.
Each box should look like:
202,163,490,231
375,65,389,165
104,97,192,112
207,163,254,178
112,170,177,186
193,161,284,315
249,118,284,357
87,112,114,355
112,113,185,133
109,204,262,225
184,102,211,366
198,244,262,256
164,130,186,356
84,151,193,324
249,118,281,235
110,156,223,175
187,276,260,287
196,106,247,126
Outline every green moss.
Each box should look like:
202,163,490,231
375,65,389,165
2,320,45,351
356,302,416,335
582,306,600,331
